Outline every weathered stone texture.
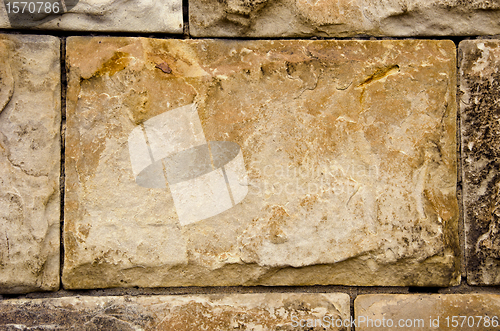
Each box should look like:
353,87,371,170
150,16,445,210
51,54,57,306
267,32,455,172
355,294,500,330
0,34,60,293
460,40,500,285
190,0,500,37
64,37,458,289
0,0,182,33
0,293,350,330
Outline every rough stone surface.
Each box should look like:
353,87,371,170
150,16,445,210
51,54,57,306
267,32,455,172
460,40,500,285
0,293,350,330
0,0,182,33
355,294,500,330
0,34,60,293
64,37,459,289
190,0,500,37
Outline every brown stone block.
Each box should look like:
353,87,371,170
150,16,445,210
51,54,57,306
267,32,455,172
355,294,500,330
190,0,500,37
460,39,500,285
0,34,60,293
0,293,350,330
64,38,458,288
0,0,182,33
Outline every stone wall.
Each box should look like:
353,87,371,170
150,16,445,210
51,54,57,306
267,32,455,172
0,1,500,329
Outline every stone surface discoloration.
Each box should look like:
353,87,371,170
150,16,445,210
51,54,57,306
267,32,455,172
190,0,500,37
355,294,500,330
64,37,458,289
0,34,60,293
0,293,350,330
460,40,500,285
0,0,183,33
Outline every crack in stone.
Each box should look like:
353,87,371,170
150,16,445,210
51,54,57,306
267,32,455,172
0,57,14,116
6,154,49,178
357,64,400,88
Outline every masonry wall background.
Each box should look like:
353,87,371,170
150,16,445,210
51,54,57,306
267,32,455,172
1,1,500,330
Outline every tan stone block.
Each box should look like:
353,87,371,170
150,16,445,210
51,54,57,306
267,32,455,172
64,37,459,289
0,293,350,330
355,294,500,330
460,39,500,285
0,34,60,293
0,0,183,33
190,0,500,37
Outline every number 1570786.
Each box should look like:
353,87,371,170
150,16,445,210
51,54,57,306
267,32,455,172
5,2,60,14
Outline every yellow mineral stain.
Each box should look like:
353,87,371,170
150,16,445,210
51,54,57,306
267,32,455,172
92,51,131,78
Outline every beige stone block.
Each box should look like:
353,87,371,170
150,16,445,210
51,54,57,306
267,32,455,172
190,0,500,37
0,293,350,330
0,34,60,293
64,37,459,289
0,0,183,33
460,39,500,285
355,294,500,330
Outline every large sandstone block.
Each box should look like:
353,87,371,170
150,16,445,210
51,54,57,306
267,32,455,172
0,293,350,330
355,294,500,330
0,0,182,33
0,34,60,293
460,39,500,285
190,0,500,37
64,37,459,289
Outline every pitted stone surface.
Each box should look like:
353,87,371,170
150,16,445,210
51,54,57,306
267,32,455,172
460,40,500,285
0,0,182,33
0,34,60,293
64,37,458,289
0,293,350,330
355,294,500,330
190,0,500,37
